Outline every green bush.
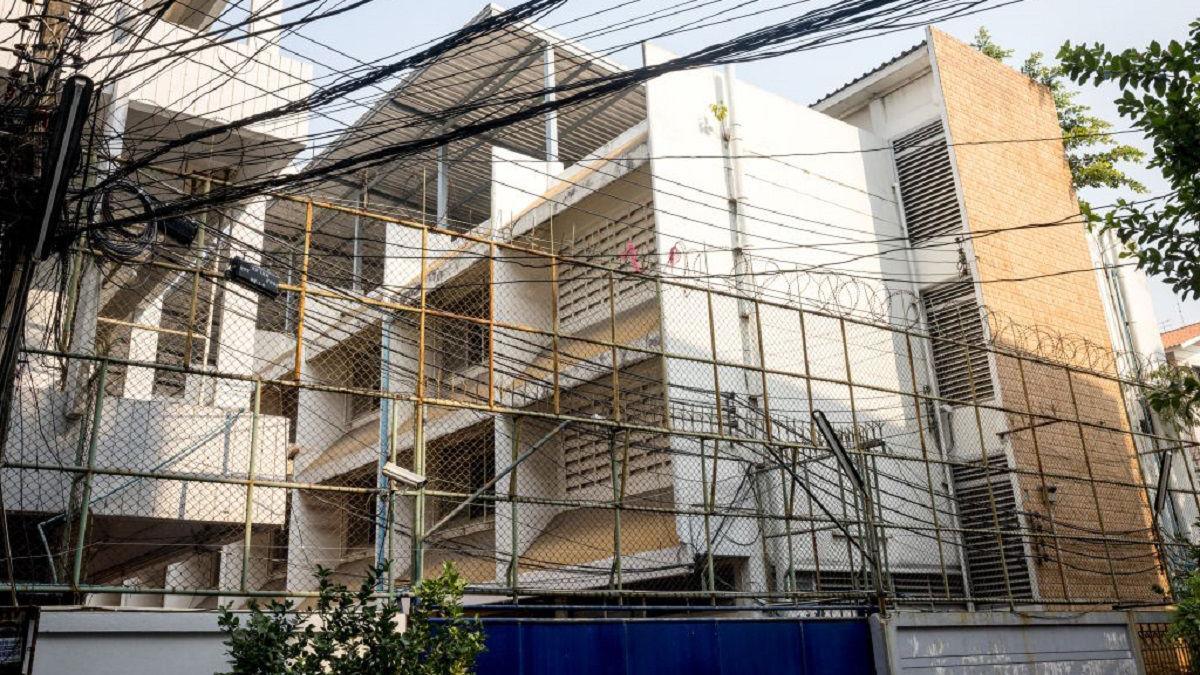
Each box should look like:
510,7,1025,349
1165,536,1200,659
217,563,484,674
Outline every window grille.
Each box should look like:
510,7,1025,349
561,358,670,496
557,197,656,333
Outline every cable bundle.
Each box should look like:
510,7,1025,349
86,179,156,261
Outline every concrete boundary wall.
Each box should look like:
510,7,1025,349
30,607,1181,674
871,610,1174,674
34,608,229,675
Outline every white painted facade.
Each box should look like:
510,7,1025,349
285,39,964,599
3,0,310,606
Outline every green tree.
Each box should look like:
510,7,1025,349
1167,559,1200,659
971,28,1147,196
1143,362,1200,653
971,27,1013,61
1058,21,1200,299
217,563,485,675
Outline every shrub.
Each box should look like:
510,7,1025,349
217,563,484,674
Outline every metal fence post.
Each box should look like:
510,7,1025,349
839,318,887,608
387,399,398,596
1063,367,1121,599
957,305,1017,608
412,221,428,586
903,331,951,598
240,378,261,592
292,200,313,382
797,306,822,589
609,429,621,591
507,415,520,595
376,314,393,586
1014,356,1071,600
71,359,107,589
700,437,715,595
412,400,425,584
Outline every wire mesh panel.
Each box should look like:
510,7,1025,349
2,193,1195,615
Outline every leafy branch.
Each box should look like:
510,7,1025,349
217,563,484,675
1058,21,1200,298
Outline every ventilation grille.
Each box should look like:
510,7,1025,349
558,198,656,333
560,358,670,495
922,281,993,403
951,454,1033,602
894,121,962,245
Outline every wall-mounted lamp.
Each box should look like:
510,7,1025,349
382,461,427,488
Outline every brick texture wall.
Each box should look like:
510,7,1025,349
930,29,1163,604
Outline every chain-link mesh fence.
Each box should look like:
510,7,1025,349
4,191,1195,612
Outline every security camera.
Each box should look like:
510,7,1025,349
382,462,427,488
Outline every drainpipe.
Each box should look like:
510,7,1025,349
719,66,758,399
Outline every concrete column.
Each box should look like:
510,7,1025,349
82,592,121,607
293,362,344,477
382,220,415,290
286,492,343,592
218,530,274,608
493,416,562,584
122,569,166,607
123,298,163,400
213,197,267,408
543,43,558,163
436,145,448,229
164,554,216,609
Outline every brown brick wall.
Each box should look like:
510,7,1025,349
930,29,1163,603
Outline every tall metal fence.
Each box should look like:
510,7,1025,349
4,189,1197,612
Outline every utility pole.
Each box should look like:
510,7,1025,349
0,0,86,444
0,74,93,428
0,0,92,605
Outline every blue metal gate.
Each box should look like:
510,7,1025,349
472,617,874,675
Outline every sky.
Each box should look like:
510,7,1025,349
279,0,1199,330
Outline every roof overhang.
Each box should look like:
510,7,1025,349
290,4,646,231
812,42,930,119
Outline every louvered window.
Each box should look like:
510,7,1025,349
922,281,993,403
894,121,962,244
950,455,1033,602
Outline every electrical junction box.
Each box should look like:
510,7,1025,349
227,256,280,297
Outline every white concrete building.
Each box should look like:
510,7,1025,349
2,2,1169,609
273,9,964,604
2,0,310,606
275,13,1170,608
